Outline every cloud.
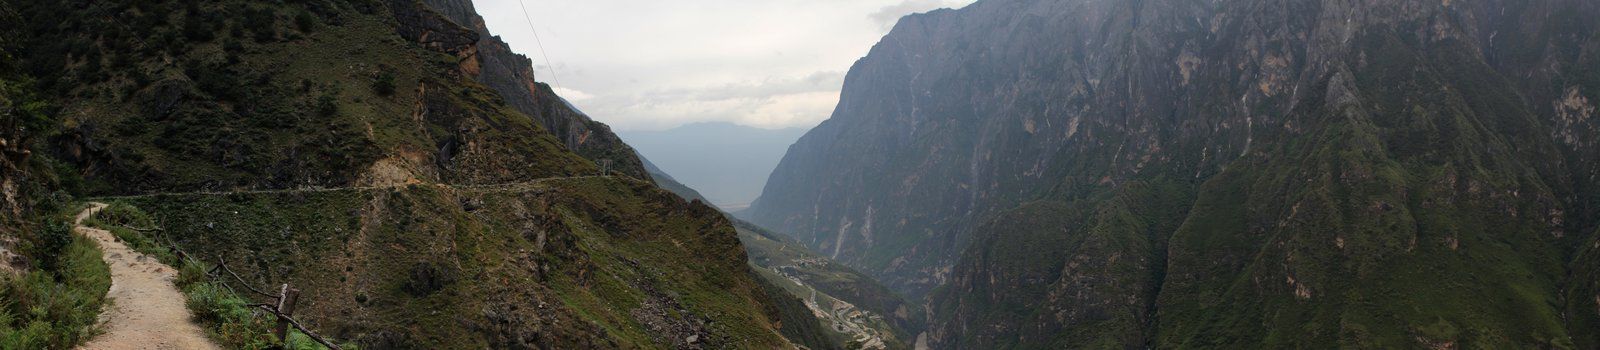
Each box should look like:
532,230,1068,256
870,0,965,28
576,71,845,131
471,0,975,131
551,87,594,101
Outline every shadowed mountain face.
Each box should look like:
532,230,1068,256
748,0,1600,347
421,0,650,180
3,0,833,347
622,123,808,210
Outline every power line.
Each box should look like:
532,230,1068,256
514,0,563,91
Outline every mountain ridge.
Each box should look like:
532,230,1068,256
750,0,1600,347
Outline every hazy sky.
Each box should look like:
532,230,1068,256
470,0,977,131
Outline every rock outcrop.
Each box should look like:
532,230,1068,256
420,0,651,179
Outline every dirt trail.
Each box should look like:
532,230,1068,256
75,203,221,350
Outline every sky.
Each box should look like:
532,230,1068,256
469,0,977,132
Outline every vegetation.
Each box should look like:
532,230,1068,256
86,177,800,348
85,202,353,349
0,206,110,349
736,218,919,348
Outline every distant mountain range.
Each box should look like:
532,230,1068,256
622,122,808,210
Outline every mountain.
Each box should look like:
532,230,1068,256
749,0,1600,348
734,218,922,349
622,122,808,210
1,0,832,348
642,155,711,204
641,157,916,349
417,0,650,180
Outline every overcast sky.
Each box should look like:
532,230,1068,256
469,0,977,131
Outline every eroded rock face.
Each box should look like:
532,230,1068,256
389,0,478,59
418,0,651,180
750,0,1600,347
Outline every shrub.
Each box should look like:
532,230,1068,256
242,7,277,42
316,93,339,118
0,233,111,349
294,10,317,33
372,71,396,96
24,221,72,271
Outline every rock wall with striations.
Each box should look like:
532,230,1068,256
419,0,650,179
749,0,1600,347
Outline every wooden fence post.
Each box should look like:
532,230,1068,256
275,284,301,344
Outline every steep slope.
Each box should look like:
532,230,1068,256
750,0,1600,348
644,162,898,349
0,4,113,347
735,218,921,349
621,122,808,210
419,0,650,179
110,178,798,348
11,0,821,348
643,156,711,204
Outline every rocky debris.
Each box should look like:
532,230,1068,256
629,279,714,350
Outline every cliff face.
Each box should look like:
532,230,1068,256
420,0,650,179
749,0,1600,347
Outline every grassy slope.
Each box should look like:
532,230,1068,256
110,177,792,348
11,0,813,348
22,0,592,194
736,219,918,349
649,164,897,349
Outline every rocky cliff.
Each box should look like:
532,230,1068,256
749,0,1600,347
420,0,650,179
7,0,825,347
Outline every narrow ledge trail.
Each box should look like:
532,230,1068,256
75,203,222,350
66,176,611,349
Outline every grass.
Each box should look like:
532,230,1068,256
99,177,799,349
0,234,109,349
0,209,111,349
84,202,354,350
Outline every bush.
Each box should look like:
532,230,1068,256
242,7,278,42
24,221,73,271
316,93,339,118
372,71,395,96
294,10,317,33
0,233,111,349
184,281,276,349
85,202,178,265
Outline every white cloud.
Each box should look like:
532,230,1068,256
551,87,594,101
471,0,976,131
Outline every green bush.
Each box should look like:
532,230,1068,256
294,10,317,33
24,221,73,271
184,280,276,349
86,202,177,265
316,93,339,118
242,7,277,42
177,257,352,349
0,233,111,349
371,71,395,96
